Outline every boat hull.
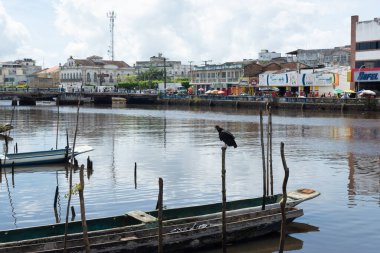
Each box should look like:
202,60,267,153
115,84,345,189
0,146,93,167
0,207,303,253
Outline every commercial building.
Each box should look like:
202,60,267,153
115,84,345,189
60,55,134,92
135,53,190,80
29,66,60,88
0,58,41,86
350,15,380,93
190,62,244,95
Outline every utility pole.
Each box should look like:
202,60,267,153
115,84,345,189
203,60,212,66
107,11,116,61
164,57,167,90
188,61,193,83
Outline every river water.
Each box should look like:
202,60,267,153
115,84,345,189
0,101,379,252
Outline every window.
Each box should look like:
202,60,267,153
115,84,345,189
87,73,91,82
109,74,114,83
356,41,380,51
94,73,97,82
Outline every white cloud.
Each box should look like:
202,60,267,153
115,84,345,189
0,1,30,58
1,0,378,67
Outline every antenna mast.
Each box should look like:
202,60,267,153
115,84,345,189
107,11,116,61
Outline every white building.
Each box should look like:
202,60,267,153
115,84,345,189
60,56,134,92
259,66,350,97
258,50,281,61
0,58,41,85
135,53,190,80
350,15,380,93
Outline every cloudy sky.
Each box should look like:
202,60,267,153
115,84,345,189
0,0,378,68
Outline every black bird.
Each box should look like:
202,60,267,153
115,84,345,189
215,125,237,148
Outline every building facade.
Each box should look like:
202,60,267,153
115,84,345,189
258,49,281,61
0,58,41,86
60,56,134,92
286,47,351,68
258,66,350,97
350,15,380,93
190,62,244,95
29,66,60,88
135,53,190,80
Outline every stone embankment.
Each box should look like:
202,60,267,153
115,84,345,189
156,96,379,112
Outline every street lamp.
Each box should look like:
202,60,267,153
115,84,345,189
357,65,365,92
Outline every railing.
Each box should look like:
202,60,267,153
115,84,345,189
160,94,379,105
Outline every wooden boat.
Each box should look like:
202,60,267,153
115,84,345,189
0,145,93,167
0,189,319,252
0,124,13,134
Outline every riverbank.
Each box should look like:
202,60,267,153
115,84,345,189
156,96,379,112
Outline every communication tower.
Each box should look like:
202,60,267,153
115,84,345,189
107,11,116,61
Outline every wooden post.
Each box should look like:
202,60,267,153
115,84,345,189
260,110,266,210
0,161,2,184
54,185,59,209
71,206,76,221
64,95,82,252
65,129,69,160
56,97,60,150
11,162,15,187
15,143,18,153
134,162,137,189
266,115,270,195
158,177,163,253
221,146,227,253
54,185,60,223
269,108,273,196
279,142,290,253
79,165,90,252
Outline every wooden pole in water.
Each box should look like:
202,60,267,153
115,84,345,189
260,110,266,210
269,108,273,196
134,162,137,189
158,177,163,253
11,162,15,187
221,146,227,253
63,94,82,252
79,165,90,252
266,114,270,196
54,185,59,209
71,206,76,221
279,142,289,253
56,97,60,150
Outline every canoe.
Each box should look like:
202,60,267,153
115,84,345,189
0,145,93,167
0,189,319,252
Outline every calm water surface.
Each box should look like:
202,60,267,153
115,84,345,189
0,102,379,252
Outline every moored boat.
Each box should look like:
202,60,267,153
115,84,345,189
0,189,319,252
0,145,93,167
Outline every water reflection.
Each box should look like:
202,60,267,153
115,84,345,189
347,152,380,207
0,103,380,252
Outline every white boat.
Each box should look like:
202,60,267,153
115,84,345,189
0,145,93,167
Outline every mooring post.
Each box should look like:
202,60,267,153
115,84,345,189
260,110,266,210
15,143,18,153
158,177,163,253
0,161,2,184
11,162,15,187
86,156,93,170
269,108,273,196
221,146,227,253
54,185,59,209
134,162,137,189
79,165,90,252
71,206,76,221
279,142,290,253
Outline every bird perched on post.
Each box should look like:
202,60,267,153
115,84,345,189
215,125,237,148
